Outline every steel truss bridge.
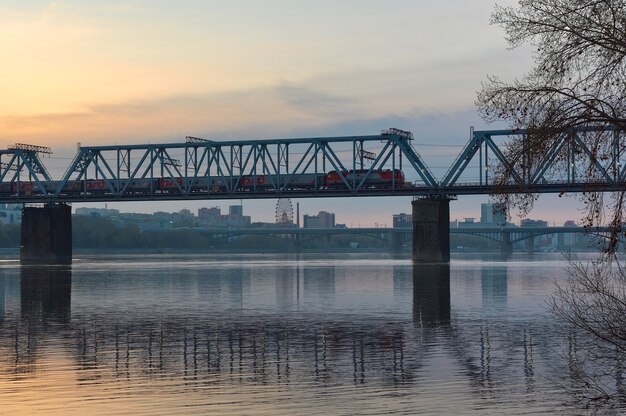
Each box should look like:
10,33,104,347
0,126,623,203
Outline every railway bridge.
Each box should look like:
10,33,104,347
1,126,622,263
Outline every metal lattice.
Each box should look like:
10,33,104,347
0,126,623,203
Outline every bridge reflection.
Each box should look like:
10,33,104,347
0,263,561,395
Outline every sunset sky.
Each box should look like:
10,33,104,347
0,1,586,225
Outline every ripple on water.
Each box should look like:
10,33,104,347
0,253,619,414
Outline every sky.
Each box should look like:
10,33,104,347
0,0,589,225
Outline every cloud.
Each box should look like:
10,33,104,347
1,58,504,149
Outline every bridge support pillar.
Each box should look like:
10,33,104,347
412,197,450,262
501,231,513,256
557,233,565,251
20,204,72,265
294,233,301,252
389,230,403,253
525,235,535,254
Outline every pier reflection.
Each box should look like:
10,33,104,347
0,266,71,376
304,266,335,300
412,263,450,326
0,271,5,325
481,266,507,312
20,265,71,327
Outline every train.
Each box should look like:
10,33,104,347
0,169,406,195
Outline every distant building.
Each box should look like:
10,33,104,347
563,220,578,247
519,218,550,249
227,204,249,227
198,207,221,220
392,213,412,228
303,211,335,228
480,203,506,226
459,217,481,228
179,208,193,217
75,207,120,217
520,218,548,227
0,204,21,225
229,205,243,217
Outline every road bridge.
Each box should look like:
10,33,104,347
2,126,621,263
181,225,609,254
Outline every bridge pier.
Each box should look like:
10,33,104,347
500,231,513,256
20,204,72,265
389,230,404,253
412,197,450,262
525,235,535,254
293,233,301,252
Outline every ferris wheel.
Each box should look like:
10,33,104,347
275,198,294,226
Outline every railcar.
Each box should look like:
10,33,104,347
326,169,405,189
0,168,407,196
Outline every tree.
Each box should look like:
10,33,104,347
548,258,626,405
477,0,626,251
477,0,626,405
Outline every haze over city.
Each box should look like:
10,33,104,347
0,0,587,225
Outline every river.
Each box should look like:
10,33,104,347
0,253,621,415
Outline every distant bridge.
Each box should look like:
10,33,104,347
180,225,608,237
179,225,610,252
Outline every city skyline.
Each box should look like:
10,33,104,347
71,201,580,229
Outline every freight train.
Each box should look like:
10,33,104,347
0,169,405,195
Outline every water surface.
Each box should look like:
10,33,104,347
0,253,616,414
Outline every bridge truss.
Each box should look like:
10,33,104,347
0,126,623,203
443,126,625,194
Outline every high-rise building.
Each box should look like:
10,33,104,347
393,213,412,228
480,203,506,226
229,205,243,217
303,211,335,228
198,207,221,220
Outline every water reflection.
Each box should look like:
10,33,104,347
412,263,450,326
0,271,5,325
0,256,613,414
481,266,508,311
20,265,71,327
304,266,335,300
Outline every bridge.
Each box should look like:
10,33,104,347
182,225,610,254
2,126,621,263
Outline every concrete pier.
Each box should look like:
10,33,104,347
20,204,72,264
525,235,535,254
412,197,451,262
389,230,404,253
501,231,513,256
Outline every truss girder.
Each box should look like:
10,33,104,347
0,127,625,202
0,149,52,198
442,126,623,192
